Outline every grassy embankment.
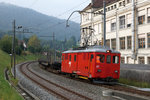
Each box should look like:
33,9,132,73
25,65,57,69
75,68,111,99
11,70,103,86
119,78,150,88
0,49,40,100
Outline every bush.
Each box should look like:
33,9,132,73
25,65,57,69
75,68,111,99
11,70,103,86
0,35,12,54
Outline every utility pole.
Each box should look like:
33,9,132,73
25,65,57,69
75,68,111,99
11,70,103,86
40,33,55,62
53,32,56,62
13,20,16,79
103,0,106,47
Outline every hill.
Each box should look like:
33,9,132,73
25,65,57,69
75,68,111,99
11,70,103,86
0,3,80,40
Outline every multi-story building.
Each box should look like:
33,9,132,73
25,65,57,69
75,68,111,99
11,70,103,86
80,0,150,64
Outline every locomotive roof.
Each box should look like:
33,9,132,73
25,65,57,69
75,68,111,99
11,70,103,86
63,46,120,54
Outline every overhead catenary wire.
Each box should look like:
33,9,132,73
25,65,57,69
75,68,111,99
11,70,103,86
29,0,39,8
30,0,89,28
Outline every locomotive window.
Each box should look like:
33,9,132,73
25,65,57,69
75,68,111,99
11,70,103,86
69,55,71,61
74,55,76,61
113,56,119,64
62,55,64,61
90,54,94,62
106,55,111,63
97,54,105,63
65,54,68,60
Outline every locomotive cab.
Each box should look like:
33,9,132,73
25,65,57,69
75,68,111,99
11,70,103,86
91,51,120,82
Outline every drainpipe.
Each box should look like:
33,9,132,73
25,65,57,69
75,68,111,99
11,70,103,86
91,0,93,5
131,0,137,62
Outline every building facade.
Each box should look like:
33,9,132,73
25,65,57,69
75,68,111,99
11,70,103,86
80,0,150,64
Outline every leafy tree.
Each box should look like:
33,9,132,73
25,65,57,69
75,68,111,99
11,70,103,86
16,46,22,55
0,35,12,54
28,35,41,53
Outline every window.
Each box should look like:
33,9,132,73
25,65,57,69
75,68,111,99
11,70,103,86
111,22,116,31
148,33,150,48
65,54,68,60
138,15,145,25
96,54,105,63
148,57,150,64
123,1,125,6
111,39,116,50
113,56,119,64
119,2,122,7
148,16,150,23
147,8,150,23
108,7,110,11
107,55,111,63
90,54,94,62
139,57,145,64
69,55,71,61
121,57,125,64
74,55,76,61
106,39,110,47
138,38,145,48
114,4,117,9
127,0,131,4
62,55,64,61
127,36,132,49
119,15,125,29
120,37,125,49
111,6,113,10
105,8,107,12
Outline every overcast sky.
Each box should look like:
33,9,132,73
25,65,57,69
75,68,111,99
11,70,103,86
0,0,90,23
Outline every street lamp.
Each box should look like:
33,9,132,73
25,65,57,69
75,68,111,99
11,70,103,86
66,0,106,47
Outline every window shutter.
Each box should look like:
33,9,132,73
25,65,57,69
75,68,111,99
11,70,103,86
94,24,98,35
98,23,102,33
127,14,131,24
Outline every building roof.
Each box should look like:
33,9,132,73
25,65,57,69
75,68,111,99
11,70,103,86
92,0,118,8
82,3,92,11
82,0,118,11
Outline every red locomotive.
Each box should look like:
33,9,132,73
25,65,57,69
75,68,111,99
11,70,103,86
61,46,120,83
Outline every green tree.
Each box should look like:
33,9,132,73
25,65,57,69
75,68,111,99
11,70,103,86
28,35,41,53
0,35,12,54
65,36,76,48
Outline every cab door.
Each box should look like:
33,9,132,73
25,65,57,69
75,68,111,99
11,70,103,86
88,53,95,78
72,54,77,73
105,54,112,77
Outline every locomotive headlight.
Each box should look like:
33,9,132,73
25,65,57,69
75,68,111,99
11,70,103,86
97,69,101,72
96,65,100,68
89,74,92,78
115,70,118,73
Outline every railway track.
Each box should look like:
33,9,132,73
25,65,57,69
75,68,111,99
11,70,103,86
20,61,92,100
39,63,150,98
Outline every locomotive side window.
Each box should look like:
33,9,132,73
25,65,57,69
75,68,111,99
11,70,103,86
96,54,105,63
106,55,111,63
65,54,68,60
62,55,64,61
90,54,94,62
113,56,119,64
69,55,71,61
74,55,76,61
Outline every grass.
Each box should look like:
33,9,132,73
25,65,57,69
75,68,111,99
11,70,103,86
0,49,41,100
119,78,150,88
